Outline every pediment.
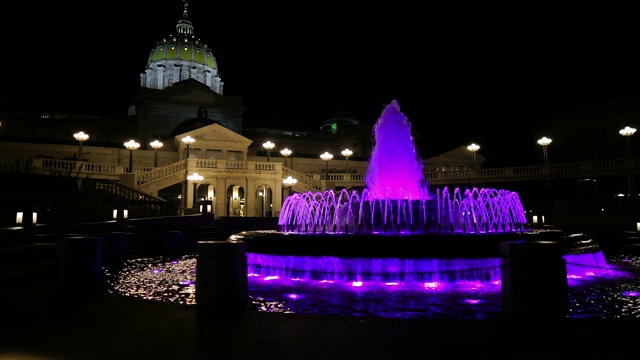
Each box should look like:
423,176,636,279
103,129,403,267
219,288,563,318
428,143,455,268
173,123,253,150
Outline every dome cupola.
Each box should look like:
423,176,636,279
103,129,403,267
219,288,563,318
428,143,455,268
140,1,224,94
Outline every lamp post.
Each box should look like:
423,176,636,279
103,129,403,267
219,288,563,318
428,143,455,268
280,147,292,167
73,131,89,160
181,135,195,159
283,176,297,198
537,137,552,164
620,126,636,156
149,140,163,167
341,148,353,172
124,139,140,173
466,143,480,168
187,172,204,208
263,141,275,162
320,151,333,179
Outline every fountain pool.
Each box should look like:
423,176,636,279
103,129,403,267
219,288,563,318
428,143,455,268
103,249,635,320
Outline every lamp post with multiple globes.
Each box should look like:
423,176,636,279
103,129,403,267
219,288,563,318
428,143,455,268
280,147,292,167
320,152,333,179
619,126,637,204
282,176,297,198
181,136,195,159
73,131,89,160
149,140,163,167
341,148,353,172
620,126,636,156
537,137,552,164
466,143,480,168
187,172,204,208
124,139,140,173
263,141,275,162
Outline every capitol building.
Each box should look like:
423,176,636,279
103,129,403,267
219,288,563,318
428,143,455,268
1,2,638,230
0,2,463,226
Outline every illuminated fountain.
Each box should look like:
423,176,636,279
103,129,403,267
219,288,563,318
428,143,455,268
226,100,621,318
102,100,629,320
105,100,628,320
278,100,527,235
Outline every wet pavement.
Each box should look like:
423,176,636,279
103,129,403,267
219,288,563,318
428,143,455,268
2,277,640,359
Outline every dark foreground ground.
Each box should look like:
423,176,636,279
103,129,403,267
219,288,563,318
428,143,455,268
2,225,640,359
2,272,640,359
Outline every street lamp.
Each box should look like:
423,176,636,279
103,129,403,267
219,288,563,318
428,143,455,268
149,140,163,167
620,126,636,156
187,172,204,208
280,147,292,167
124,139,140,173
283,176,297,197
466,143,480,168
181,135,195,159
263,141,275,162
341,148,353,172
73,131,89,160
537,137,552,164
320,151,333,178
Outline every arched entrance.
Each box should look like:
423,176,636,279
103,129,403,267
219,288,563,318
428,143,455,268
196,182,215,208
227,185,245,217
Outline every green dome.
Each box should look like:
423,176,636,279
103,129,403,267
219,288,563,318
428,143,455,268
140,1,223,94
146,2,216,70
147,35,217,70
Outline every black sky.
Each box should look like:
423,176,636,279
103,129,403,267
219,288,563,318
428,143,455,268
2,3,640,166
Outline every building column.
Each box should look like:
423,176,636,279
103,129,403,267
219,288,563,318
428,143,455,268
272,178,282,218
214,177,226,217
157,66,165,89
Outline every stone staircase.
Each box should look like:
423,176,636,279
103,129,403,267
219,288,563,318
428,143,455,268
282,167,322,193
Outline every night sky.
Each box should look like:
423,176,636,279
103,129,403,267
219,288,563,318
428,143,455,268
2,3,640,165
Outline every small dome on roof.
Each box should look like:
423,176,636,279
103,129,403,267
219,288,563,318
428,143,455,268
320,109,360,134
169,106,218,137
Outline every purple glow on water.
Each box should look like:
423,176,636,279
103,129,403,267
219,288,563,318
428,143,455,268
247,252,503,291
104,253,640,319
464,299,483,305
564,251,625,286
247,250,620,292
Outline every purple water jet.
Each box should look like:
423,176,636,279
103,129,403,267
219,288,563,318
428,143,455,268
365,99,428,200
278,99,527,234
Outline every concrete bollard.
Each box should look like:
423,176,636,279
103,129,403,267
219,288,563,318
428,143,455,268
501,240,568,321
105,232,126,265
165,230,183,257
196,240,248,316
59,236,104,289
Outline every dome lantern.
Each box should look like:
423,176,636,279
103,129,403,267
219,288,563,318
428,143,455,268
176,0,193,35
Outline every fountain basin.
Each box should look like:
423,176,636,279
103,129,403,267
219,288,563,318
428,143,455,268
228,228,600,258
